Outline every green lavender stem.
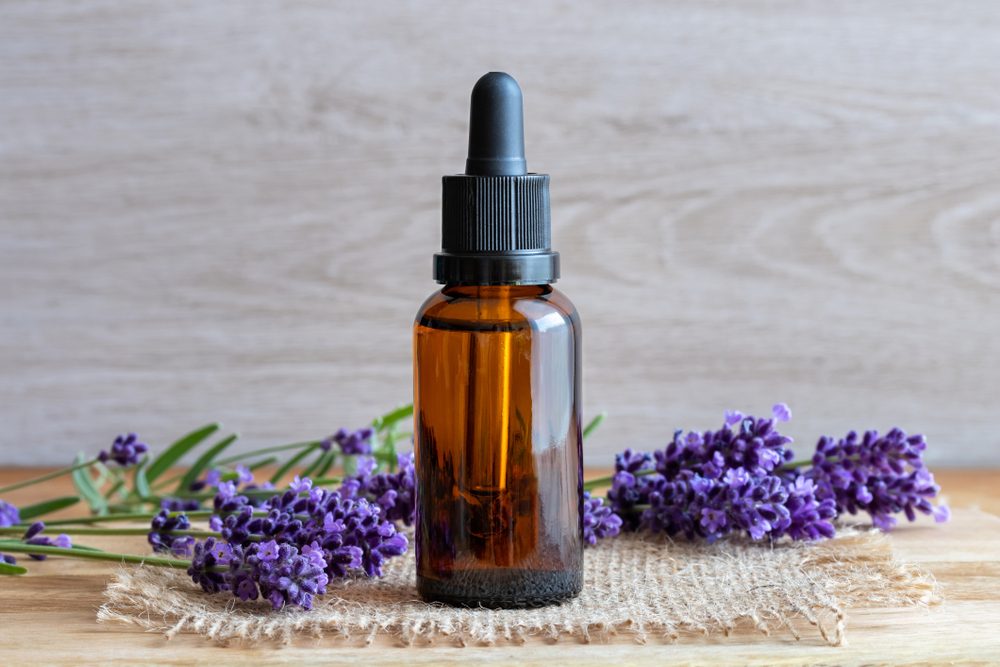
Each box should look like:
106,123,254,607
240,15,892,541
150,441,321,491
213,439,323,467
0,541,191,569
582,413,607,439
0,458,100,494
582,468,657,492
34,511,217,526
0,526,218,538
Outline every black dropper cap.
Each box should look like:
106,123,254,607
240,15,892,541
434,72,559,285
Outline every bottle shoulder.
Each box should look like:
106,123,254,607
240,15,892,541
414,284,580,333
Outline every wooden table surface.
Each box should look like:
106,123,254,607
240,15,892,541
1,468,998,665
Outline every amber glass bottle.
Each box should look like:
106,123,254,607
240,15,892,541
413,73,583,608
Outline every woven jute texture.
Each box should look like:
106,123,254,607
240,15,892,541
98,529,936,647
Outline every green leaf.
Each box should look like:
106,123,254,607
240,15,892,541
373,403,413,431
270,443,319,483
314,451,337,478
133,460,151,499
583,412,607,439
0,562,27,575
146,423,220,483
71,453,107,515
18,496,80,520
67,543,104,552
246,456,278,472
383,429,398,472
175,433,238,493
301,449,334,479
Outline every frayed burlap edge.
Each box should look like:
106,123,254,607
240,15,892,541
97,529,936,647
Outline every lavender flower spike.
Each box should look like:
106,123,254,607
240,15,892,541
324,427,375,455
806,428,949,531
98,433,148,467
148,510,195,557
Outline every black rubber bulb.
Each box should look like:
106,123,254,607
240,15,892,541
465,72,527,176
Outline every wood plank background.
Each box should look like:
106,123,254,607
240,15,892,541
2,1,999,465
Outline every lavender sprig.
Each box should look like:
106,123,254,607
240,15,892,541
98,433,149,467
594,404,947,544
804,429,950,530
0,521,73,564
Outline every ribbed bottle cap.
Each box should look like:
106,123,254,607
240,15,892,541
434,72,559,285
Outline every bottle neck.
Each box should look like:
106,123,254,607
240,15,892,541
442,284,552,299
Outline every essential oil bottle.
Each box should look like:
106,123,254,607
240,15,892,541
413,72,583,608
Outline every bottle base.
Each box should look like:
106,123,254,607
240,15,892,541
417,568,582,609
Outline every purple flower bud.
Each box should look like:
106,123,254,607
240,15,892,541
97,433,149,467
19,521,73,560
160,497,201,512
772,403,792,423
328,427,374,456
0,500,20,527
148,509,195,557
582,491,623,545
289,475,312,494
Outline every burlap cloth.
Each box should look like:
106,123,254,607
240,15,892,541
98,529,936,647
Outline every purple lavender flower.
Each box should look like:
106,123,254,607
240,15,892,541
608,408,838,542
805,428,949,531
187,537,233,593
204,469,223,488
607,449,662,530
342,452,416,525
700,507,727,534
781,474,837,540
289,475,312,494
0,500,19,527
639,468,796,542
724,410,744,426
772,403,792,423
0,502,22,564
655,414,794,479
582,491,622,545
214,476,408,583
323,427,374,455
21,521,73,560
235,464,254,485
98,433,149,467
307,489,408,578
232,541,331,610
194,472,407,610
148,509,195,557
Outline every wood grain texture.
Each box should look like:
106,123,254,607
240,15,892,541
2,1,1000,465
0,468,997,664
